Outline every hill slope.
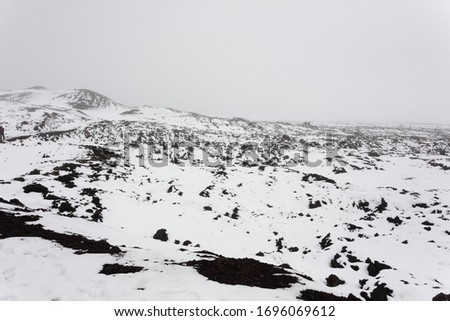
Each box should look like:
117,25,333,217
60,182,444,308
0,88,449,300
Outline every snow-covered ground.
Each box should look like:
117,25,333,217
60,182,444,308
0,88,449,300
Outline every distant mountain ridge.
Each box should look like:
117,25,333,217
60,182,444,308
55,89,120,110
0,88,119,110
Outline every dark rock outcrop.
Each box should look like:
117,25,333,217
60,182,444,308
326,274,346,287
100,263,144,275
153,229,169,242
182,257,300,289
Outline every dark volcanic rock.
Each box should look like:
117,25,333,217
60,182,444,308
356,200,371,212
100,263,144,275
330,253,344,268
413,203,429,209
80,188,104,222
275,237,284,251
9,198,25,207
370,283,393,300
428,160,450,171
0,211,121,255
346,223,363,232
367,259,392,277
333,167,347,174
361,283,393,301
28,169,41,175
182,257,300,289
309,200,322,209
54,162,81,172
55,173,79,188
375,198,388,213
153,229,169,242
302,173,336,185
231,207,239,219
387,216,403,226
83,145,120,163
0,198,25,207
432,293,450,301
167,185,178,193
359,279,368,289
326,274,346,287
59,201,75,213
347,254,362,263
299,290,361,301
319,233,333,250
23,183,49,195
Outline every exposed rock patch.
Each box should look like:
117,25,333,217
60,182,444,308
298,290,360,301
100,263,144,275
326,274,346,287
0,211,121,255
182,256,301,289
153,229,169,242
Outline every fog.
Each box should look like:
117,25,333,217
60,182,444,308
1,0,450,124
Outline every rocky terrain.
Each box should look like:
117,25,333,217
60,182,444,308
0,87,449,300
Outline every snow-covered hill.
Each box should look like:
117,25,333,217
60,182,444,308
0,88,449,300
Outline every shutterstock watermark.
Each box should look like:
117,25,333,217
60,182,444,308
104,130,345,168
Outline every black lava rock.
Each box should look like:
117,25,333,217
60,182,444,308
432,293,450,301
153,229,169,242
326,274,346,287
367,260,392,277
299,290,360,301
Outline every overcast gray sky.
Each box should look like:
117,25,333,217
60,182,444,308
1,0,450,124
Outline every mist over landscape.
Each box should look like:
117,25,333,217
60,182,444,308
1,1,450,303
1,0,450,123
